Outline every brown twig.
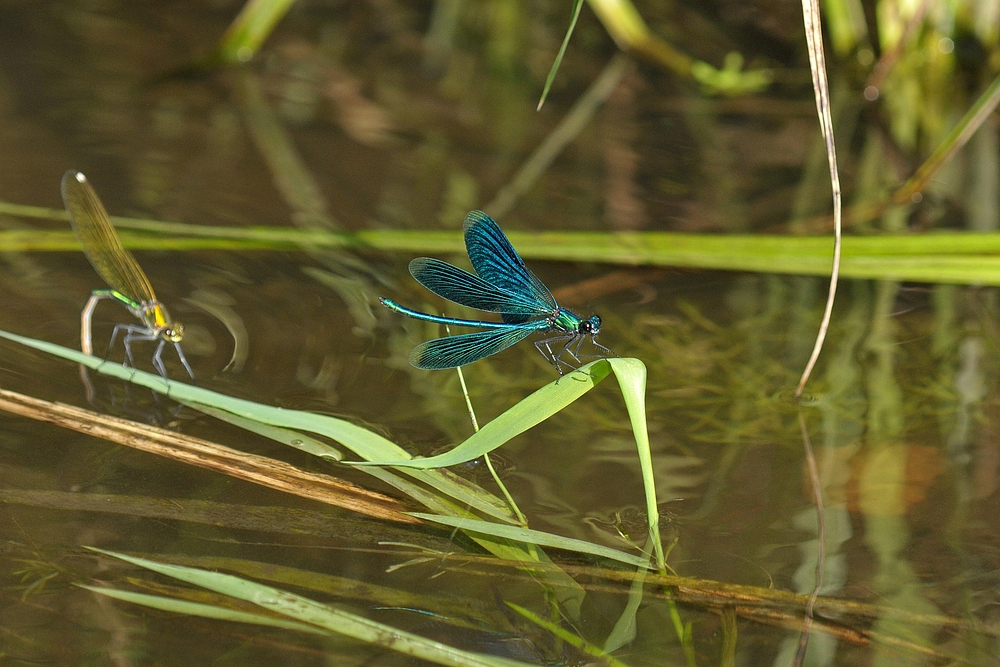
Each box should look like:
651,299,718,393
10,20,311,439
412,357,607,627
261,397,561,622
0,388,417,524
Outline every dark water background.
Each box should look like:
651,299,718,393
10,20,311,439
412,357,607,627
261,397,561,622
0,0,998,665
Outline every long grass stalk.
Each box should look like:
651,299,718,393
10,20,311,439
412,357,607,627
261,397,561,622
7,221,1000,285
795,0,842,398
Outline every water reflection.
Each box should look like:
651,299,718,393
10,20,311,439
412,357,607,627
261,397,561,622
1,0,999,664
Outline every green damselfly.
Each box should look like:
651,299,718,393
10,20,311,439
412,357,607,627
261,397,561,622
62,170,194,380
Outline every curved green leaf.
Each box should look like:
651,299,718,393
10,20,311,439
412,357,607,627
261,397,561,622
349,360,612,468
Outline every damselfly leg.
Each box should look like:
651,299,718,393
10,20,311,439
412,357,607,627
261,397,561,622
535,333,616,375
107,322,195,379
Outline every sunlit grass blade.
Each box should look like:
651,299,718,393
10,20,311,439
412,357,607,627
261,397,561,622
350,360,612,468
187,401,342,461
409,513,651,569
349,357,663,569
608,357,663,569
86,548,538,667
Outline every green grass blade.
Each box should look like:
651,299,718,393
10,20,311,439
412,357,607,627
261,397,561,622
0,331,514,523
86,549,536,667
187,401,342,461
537,0,585,111
8,198,1000,284
505,602,633,667
350,361,612,468
606,358,663,570
409,513,651,569
214,0,298,64
79,585,330,635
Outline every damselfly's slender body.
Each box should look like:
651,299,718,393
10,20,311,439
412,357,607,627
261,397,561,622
62,170,194,380
380,210,612,373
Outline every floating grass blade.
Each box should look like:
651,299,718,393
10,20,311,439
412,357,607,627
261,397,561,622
8,210,1000,284
352,357,663,570
0,331,589,613
79,585,331,635
86,548,538,667
190,401,342,461
409,513,651,569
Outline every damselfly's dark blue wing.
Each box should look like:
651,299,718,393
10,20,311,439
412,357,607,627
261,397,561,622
463,211,558,323
409,325,541,369
409,258,547,316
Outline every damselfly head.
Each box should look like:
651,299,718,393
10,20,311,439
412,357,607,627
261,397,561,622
580,315,601,335
153,304,184,341
162,322,184,343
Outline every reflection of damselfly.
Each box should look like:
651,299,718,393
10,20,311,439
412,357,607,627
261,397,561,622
62,170,194,380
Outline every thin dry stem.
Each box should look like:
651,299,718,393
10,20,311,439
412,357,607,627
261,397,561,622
795,0,842,398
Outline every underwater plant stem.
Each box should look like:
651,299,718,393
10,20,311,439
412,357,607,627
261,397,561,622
793,409,826,666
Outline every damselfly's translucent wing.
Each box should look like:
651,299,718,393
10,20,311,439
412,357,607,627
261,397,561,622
409,258,548,317
409,325,539,369
62,171,158,306
463,211,558,323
